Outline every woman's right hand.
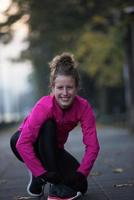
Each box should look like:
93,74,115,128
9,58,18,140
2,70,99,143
38,171,61,184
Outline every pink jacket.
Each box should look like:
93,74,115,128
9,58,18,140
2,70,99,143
16,95,100,177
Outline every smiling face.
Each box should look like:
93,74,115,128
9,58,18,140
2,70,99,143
52,75,77,109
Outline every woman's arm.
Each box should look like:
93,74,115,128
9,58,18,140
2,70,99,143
16,98,51,177
77,101,100,177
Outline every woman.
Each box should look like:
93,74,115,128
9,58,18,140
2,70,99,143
10,52,100,200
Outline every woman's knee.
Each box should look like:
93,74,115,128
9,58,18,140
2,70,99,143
41,119,56,132
39,119,57,140
10,131,23,162
10,131,19,149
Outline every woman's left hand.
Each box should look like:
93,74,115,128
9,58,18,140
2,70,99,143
64,171,86,185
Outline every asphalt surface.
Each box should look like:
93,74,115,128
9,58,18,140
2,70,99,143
0,124,134,200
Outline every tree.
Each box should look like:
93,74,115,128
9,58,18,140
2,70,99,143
123,8,134,132
1,0,134,127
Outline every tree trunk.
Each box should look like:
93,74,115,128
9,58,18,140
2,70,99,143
124,14,134,133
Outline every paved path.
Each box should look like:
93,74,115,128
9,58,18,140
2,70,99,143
0,124,134,200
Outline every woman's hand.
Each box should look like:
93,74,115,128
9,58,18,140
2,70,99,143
64,171,86,185
64,171,87,193
39,171,61,184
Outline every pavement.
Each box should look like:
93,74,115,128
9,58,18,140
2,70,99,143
0,124,134,200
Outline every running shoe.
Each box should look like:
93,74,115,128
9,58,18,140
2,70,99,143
47,184,82,200
27,171,46,197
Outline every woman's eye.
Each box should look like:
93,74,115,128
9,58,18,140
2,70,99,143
68,86,73,89
57,86,63,89
56,86,73,90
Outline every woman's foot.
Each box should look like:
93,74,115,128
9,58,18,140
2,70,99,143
47,184,82,200
27,171,45,197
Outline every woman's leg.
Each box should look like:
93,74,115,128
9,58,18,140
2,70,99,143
10,119,58,170
37,119,87,194
10,120,59,197
57,149,79,177
57,149,88,194
10,131,23,162
10,120,87,194
36,119,58,171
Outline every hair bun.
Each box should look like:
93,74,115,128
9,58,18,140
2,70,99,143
49,52,78,71
58,53,74,67
49,52,80,87
60,53,73,64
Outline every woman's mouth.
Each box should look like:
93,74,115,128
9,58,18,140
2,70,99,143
61,97,70,101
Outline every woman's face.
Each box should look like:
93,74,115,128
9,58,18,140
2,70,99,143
52,75,77,109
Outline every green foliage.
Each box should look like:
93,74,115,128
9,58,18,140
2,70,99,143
0,0,133,96
75,25,124,87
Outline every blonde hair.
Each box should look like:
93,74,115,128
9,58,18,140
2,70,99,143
49,52,80,87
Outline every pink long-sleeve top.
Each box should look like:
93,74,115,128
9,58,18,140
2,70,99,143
16,95,100,177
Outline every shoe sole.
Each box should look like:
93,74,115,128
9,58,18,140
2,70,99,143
47,191,82,200
27,170,44,197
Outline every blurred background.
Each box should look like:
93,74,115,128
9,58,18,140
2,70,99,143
0,0,134,132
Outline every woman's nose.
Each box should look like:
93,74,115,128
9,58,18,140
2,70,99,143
63,87,68,95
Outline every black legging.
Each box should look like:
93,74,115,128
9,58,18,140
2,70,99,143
10,119,87,193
